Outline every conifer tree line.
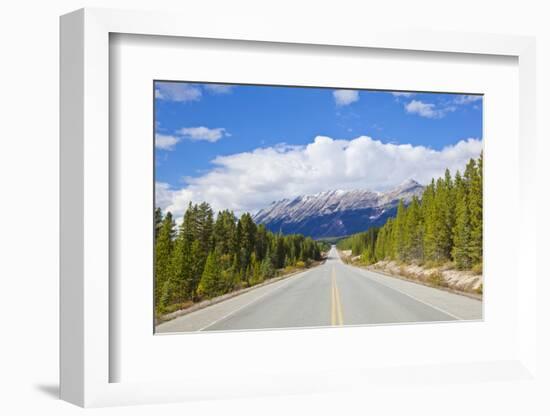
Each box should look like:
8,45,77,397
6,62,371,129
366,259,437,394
155,202,325,314
337,154,483,271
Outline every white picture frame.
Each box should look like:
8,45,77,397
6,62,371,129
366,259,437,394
60,7,537,407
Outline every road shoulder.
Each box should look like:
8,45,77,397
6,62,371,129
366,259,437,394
342,263,483,321
351,263,482,301
155,266,317,333
157,261,326,326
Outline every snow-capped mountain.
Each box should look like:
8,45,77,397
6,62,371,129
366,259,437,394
253,179,424,238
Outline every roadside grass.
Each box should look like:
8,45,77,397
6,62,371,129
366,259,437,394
350,257,481,299
427,270,446,288
158,300,194,316
422,259,446,269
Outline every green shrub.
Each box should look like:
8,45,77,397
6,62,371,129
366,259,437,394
476,283,483,295
283,265,295,274
424,260,444,269
428,271,444,287
156,300,194,318
260,257,275,279
471,263,483,275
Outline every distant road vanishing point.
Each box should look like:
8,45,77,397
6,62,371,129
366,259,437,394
155,246,482,334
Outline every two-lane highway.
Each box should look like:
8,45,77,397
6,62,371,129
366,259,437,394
156,246,482,333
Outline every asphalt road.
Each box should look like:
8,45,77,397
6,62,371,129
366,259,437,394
156,246,482,333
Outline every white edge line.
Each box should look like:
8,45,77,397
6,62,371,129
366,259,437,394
333,249,466,320
343,263,465,321
197,268,314,331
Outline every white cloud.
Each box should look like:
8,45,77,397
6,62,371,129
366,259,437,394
454,94,483,105
156,182,176,209
177,126,230,143
404,100,453,119
155,134,180,150
155,126,230,150
391,92,415,97
158,135,483,221
404,94,481,118
204,84,234,94
155,82,202,102
333,90,359,106
155,82,235,102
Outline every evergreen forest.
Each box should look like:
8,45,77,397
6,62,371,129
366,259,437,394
337,154,483,272
155,203,326,315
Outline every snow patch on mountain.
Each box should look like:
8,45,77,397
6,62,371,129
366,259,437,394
253,179,424,238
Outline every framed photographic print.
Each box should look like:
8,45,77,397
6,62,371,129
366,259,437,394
60,8,538,408
153,81,484,335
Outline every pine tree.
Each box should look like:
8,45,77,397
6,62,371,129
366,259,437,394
404,196,423,261
184,202,214,298
468,155,483,266
249,252,263,285
255,224,268,261
154,207,163,239
260,251,275,279
196,202,214,254
431,176,453,262
213,210,236,256
180,202,197,244
216,253,233,292
230,253,241,286
273,232,286,269
167,229,192,305
155,212,174,309
238,213,257,275
375,218,394,260
197,250,223,298
374,223,387,260
189,239,203,300
168,202,198,303
442,169,456,258
452,170,472,269
361,247,374,265
422,179,437,262
392,200,407,261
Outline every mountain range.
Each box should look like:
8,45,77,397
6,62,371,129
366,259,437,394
252,179,424,239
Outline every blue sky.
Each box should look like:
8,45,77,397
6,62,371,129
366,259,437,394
155,82,483,219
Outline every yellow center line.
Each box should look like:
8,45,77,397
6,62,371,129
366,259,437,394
331,283,336,325
331,266,344,326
